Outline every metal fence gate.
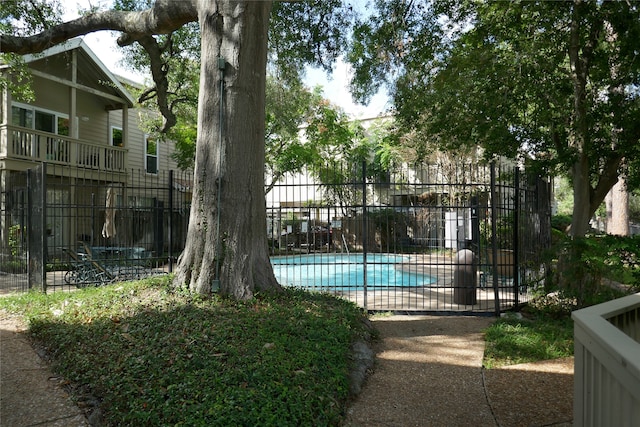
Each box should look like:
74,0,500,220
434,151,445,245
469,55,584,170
1,161,551,314
267,161,551,314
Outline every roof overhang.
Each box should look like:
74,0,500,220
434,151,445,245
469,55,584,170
16,38,135,108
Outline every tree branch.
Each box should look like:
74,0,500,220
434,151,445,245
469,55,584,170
134,34,176,132
0,1,197,55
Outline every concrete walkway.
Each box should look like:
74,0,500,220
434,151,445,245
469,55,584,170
1,311,573,427
0,314,88,426
345,315,573,427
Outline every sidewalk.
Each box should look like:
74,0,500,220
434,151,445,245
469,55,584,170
0,313,88,427
1,311,573,427
345,315,574,427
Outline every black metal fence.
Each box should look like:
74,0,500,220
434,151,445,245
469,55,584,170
267,161,551,314
0,163,192,294
1,161,551,314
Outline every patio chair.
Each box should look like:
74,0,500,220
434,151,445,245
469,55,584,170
63,243,114,287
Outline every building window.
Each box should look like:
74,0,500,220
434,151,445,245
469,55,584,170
58,117,70,136
12,106,33,128
11,103,69,135
35,110,55,133
111,126,123,147
145,134,158,174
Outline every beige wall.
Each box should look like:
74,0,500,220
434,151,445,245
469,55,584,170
76,91,110,144
22,75,111,146
31,77,67,111
108,108,180,173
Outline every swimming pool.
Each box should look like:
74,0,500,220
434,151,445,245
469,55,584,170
271,253,436,291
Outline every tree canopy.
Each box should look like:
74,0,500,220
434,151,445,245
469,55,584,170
350,0,640,236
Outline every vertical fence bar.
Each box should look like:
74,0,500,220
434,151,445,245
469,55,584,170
490,162,500,316
41,164,48,292
362,161,368,311
513,167,520,306
168,170,174,273
26,169,33,290
90,192,95,246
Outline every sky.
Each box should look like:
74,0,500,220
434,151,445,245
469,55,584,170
62,2,390,120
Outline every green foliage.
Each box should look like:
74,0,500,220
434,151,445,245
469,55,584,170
269,1,356,80
0,260,25,273
349,1,640,235
0,0,62,101
264,81,327,190
0,278,370,426
553,177,574,217
0,53,34,102
0,0,63,35
480,214,515,250
368,208,409,249
8,224,23,257
483,310,574,369
168,122,198,170
554,234,639,308
551,215,572,233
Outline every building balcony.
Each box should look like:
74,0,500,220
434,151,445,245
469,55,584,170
0,124,127,175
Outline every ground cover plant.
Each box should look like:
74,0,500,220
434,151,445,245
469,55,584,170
0,277,370,426
482,304,574,369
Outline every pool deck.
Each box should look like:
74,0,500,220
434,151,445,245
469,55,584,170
334,253,526,313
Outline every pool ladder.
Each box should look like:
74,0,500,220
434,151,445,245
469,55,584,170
341,234,350,255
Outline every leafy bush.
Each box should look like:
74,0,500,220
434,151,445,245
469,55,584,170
551,214,572,232
8,224,24,258
0,260,26,273
553,234,639,308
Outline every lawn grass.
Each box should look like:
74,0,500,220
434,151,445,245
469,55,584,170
0,277,370,426
483,308,574,369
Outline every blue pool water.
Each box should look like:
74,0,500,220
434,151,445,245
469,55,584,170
271,253,435,291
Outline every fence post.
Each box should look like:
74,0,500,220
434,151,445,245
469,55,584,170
490,162,500,316
154,199,164,260
470,195,480,253
362,161,368,311
168,170,174,273
514,167,520,306
90,193,95,246
27,163,47,292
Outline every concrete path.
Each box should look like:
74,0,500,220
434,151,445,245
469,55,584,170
1,311,573,427
345,315,573,427
345,315,497,426
1,314,88,427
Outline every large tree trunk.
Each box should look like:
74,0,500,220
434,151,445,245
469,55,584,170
570,155,593,237
173,1,280,298
606,176,629,236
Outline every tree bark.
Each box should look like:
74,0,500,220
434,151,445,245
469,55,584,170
172,1,280,297
606,176,630,236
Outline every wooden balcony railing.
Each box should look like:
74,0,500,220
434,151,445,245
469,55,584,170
573,292,640,426
1,124,126,171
